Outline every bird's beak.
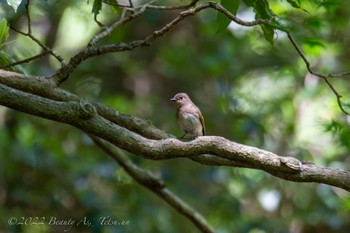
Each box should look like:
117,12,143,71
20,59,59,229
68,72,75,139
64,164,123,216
170,97,176,101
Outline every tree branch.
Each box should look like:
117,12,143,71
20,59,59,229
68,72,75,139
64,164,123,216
0,70,169,139
286,32,349,115
91,136,215,233
8,0,66,67
88,6,146,47
50,1,272,85
8,1,350,114
0,51,50,69
146,0,200,10
102,0,200,10
9,26,66,66
0,76,349,192
46,1,350,114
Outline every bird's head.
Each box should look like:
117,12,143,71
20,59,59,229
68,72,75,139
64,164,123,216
170,92,191,107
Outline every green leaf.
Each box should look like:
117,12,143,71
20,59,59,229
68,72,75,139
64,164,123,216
242,0,255,7
216,0,240,33
286,0,300,8
254,0,273,19
6,0,23,12
261,24,274,45
0,50,12,66
270,18,289,32
91,0,102,16
251,0,275,44
303,38,325,48
323,120,342,135
0,18,9,48
286,0,310,14
0,51,25,73
222,0,239,15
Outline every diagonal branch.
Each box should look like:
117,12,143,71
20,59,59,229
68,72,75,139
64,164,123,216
287,32,349,115
91,136,215,233
0,77,349,192
9,27,66,66
287,32,350,79
51,1,271,85
49,1,350,114
8,1,349,114
0,51,50,69
88,6,145,47
8,0,66,67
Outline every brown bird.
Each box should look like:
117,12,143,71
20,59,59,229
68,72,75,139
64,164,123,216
170,93,205,138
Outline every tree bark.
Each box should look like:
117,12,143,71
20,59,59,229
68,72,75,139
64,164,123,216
1,70,349,192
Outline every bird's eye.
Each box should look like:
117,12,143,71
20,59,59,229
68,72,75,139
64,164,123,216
180,97,183,100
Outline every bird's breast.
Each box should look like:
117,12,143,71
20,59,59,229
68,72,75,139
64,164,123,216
177,111,203,136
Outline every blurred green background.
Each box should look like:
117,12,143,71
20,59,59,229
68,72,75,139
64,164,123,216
0,0,350,232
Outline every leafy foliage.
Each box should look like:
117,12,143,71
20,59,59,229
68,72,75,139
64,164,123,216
286,0,301,9
91,0,102,17
0,18,9,48
252,0,275,44
216,0,239,33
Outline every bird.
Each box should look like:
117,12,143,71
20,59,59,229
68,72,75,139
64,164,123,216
170,92,205,138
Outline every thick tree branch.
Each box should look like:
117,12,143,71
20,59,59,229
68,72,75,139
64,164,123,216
91,136,215,233
0,77,349,192
2,3,349,231
0,70,168,139
0,70,243,168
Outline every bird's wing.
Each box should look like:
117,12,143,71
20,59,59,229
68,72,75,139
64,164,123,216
198,110,205,136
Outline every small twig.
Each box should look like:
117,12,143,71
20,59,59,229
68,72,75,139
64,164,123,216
287,32,349,115
327,72,350,78
146,0,200,10
102,0,199,10
0,51,50,69
88,6,145,46
25,0,32,34
94,14,105,27
9,0,66,66
91,136,215,233
10,26,66,65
